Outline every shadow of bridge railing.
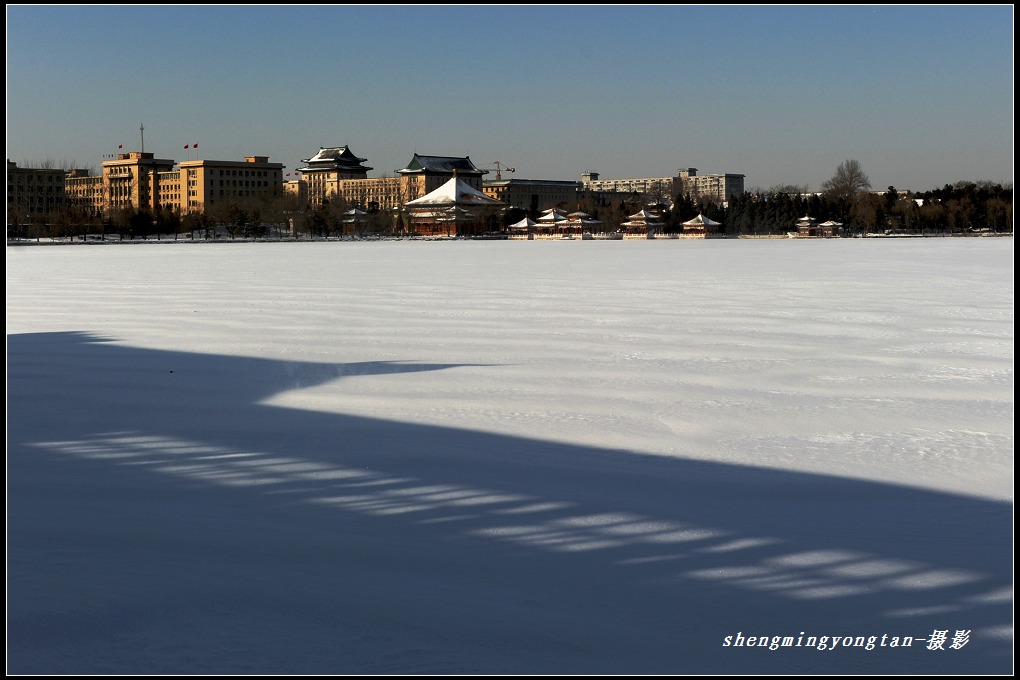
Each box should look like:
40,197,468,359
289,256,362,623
7,332,1012,674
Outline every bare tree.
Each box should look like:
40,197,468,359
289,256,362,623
821,159,871,233
821,159,871,200
768,184,808,196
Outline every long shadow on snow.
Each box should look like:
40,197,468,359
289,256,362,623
7,331,1012,674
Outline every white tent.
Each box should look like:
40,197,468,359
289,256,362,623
404,176,505,208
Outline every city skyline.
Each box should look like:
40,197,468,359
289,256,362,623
6,5,1014,192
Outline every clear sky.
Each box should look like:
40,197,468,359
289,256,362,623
6,4,1014,192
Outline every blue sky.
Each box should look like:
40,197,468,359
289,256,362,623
6,5,1014,192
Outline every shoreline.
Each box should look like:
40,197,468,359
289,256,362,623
7,232,1012,246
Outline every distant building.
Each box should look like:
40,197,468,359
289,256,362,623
283,179,307,205
580,170,675,199
297,146,374,208
481,178,580,213
175,155,284,213
678,168,745,205
581,167,745,206
65,168,104,217
7,160,67,219
101,151,177,213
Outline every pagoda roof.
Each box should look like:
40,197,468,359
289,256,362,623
509,216,539,229
622,219,664,227
682,213,721,227
303,146,367,164
397,154,483,176
299,146,372,173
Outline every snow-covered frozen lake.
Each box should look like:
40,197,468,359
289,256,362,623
7,238,1013,674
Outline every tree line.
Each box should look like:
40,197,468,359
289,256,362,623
676,160,1012,237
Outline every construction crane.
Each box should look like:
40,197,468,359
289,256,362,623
484,161,516,180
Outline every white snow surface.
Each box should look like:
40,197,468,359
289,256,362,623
6,238,1013,674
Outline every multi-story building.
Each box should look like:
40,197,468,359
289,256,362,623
297,146,373,208
481,178,580,213
678,168,745,205
580,170,675,199
7,160,67,219
283,179,308,205
581,167,745,206
174,156,284,213
101,151,177,213
65,168,104,216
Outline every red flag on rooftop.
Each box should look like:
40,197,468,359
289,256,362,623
194,143,198,149
118,144,123,149
184,144,189,149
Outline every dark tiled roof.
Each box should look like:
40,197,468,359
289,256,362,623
299,146,373,173
397,154,483,176
303,146,367,163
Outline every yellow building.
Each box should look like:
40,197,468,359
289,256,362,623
101,151,177,213
174,156,284,213
333,176,404,212
283,179,308,205
296,145,407,211
65,168,104,217
298,146,373,208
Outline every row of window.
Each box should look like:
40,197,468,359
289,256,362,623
10,175,63,184
216,179,272,188
9,184,61,194
8,196,63,207
210,168,275,178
